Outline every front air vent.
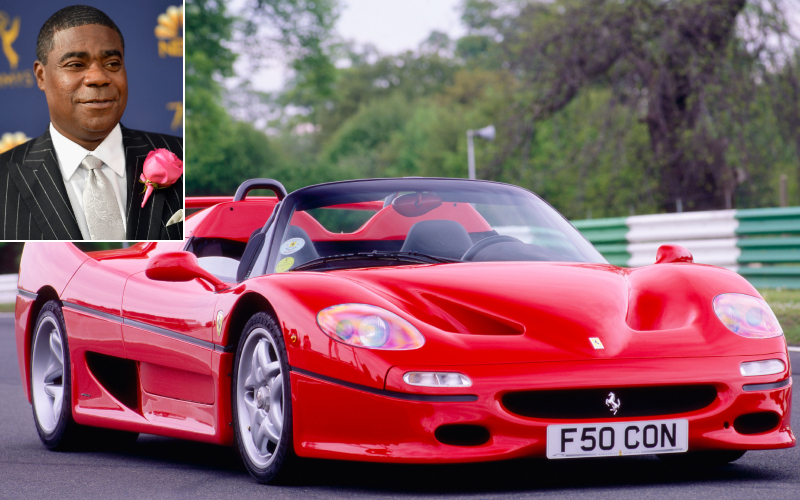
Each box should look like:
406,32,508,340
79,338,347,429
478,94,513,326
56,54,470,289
733,412,780,435
503,385,717,420
435,424,490,446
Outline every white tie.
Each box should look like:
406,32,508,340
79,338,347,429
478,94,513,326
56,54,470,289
80,155,125,240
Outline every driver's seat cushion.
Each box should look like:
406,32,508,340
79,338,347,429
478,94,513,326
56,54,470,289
400,220,472,260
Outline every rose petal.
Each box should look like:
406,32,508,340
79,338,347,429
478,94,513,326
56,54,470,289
142,148,183,187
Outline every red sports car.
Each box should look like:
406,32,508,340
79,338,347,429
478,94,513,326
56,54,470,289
15,177,794,484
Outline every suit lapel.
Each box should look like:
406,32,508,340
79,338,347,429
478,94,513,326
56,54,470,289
5,131,82,239
122,127,152,239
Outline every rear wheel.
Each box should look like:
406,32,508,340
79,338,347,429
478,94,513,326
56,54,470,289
232,312,295,483
31,301,139,450
31,301,81,450
658,450,746,466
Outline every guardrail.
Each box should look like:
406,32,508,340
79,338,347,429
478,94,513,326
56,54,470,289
571,207,800,289
0,274,18,304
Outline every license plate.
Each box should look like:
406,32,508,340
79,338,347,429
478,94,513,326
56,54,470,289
546,419,688,459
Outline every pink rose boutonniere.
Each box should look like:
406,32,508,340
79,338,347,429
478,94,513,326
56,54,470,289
140,149,183,208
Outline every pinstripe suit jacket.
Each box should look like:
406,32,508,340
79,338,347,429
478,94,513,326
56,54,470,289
0,126,183,240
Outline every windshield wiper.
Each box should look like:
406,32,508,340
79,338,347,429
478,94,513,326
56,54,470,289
290,251,459,272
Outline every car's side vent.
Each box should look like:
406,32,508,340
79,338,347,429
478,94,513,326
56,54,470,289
85,352,140,411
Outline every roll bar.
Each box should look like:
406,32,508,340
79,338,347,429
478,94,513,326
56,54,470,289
233,179,288,201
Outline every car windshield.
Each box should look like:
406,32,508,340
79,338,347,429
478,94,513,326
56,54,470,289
262,178,605,274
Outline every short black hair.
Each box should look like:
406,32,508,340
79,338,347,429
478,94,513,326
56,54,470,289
36,5,124,64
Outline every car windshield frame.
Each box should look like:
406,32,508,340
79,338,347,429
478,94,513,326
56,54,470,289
254,177,607,276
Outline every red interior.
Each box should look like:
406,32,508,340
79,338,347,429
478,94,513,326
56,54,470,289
294,202,491,241
189,198,492,244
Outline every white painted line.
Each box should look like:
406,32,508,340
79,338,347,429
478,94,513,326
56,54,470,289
788,346,800,352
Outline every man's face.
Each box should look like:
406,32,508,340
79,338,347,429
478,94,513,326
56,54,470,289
34,24,127,148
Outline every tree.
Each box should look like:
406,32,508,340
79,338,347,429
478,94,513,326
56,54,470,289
185,0,342,196
766,50,800,198
495,0,796,211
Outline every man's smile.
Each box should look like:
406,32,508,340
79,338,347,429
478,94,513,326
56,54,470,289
78,98,117,109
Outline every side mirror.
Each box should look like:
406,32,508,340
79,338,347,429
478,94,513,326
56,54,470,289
145,251,227,291
655,244,694,264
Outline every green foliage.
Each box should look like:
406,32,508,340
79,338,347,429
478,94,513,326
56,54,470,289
306,208,378,233
185,0,340,197
315,50,461,143
185,0,235,123
323,93,413,165
256,0,340,108
188,120,284,196
759,288,800,346
491,0,798,212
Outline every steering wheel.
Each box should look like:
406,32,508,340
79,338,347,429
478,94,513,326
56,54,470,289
461,235,523,261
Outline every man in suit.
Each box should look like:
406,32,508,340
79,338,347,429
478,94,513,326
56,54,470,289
0,5,182,240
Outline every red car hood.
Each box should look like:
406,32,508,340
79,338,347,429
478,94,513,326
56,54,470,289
323,261,784,364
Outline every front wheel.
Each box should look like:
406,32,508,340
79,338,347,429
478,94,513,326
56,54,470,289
232,312,295,484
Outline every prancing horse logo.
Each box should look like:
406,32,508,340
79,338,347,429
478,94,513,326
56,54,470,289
605,392,621,415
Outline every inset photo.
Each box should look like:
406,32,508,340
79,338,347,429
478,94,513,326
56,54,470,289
0,1,183,240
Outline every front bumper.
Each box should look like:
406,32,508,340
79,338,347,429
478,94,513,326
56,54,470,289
291,355,794,462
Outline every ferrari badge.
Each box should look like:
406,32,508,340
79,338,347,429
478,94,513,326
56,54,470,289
589,337,604,349
216,310,224,338
605,392,621,414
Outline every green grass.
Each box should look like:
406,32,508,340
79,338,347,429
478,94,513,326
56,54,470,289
759,288,800,347
0,288,797,344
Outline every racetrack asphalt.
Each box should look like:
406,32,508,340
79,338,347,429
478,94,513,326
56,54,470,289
0,314,798,499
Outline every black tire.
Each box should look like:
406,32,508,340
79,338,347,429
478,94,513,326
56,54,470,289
31,301,139,451
30,301,82,450
232,312,296,484
658,449,746,466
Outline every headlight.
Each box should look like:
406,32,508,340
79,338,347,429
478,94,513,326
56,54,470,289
317,303,425,350
713,293,783,339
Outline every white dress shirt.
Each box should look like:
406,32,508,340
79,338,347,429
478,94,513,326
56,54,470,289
50,123,128,240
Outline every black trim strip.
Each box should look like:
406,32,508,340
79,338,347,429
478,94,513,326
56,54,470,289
215,344,237,353
743,377,791,392
63,301,227,352
17,289,37,300
63,301,122,323
123,318,217,350
291,367,479,402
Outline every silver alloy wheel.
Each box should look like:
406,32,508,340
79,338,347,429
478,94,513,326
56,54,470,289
236,327,284,468
31,315,65,434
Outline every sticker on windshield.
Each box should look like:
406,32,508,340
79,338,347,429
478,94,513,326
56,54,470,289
276,257,294,273
280,238,305,255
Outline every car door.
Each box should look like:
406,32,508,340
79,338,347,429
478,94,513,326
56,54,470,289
121,272,219,405
61,258,130,413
